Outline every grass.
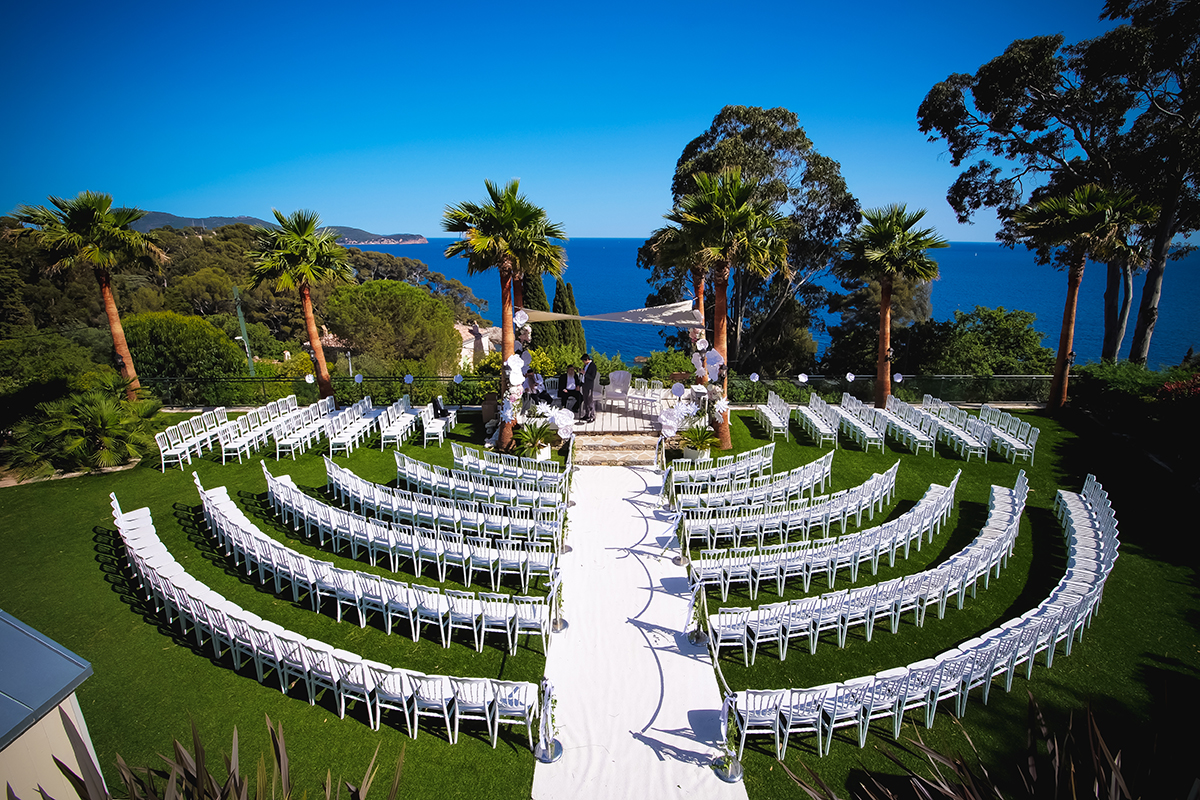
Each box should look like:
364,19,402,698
0,406,1196,798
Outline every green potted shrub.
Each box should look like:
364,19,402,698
677,422,719,462
513,419,557,460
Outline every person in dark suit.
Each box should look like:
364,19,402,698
558,364,583,412
580,353,597,422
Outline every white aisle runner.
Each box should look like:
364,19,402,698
532,466,747,800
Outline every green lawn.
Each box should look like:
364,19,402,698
0,407,1195,798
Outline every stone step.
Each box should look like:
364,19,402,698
573,448,659,466
573,433,659,452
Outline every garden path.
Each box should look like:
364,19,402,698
531,466,746,800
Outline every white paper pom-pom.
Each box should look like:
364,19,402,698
705,349,725,367
513,309,529,326
846,373,856,382
696,338,709,351
671,382,686,398
797,373,808,384
893,373,904,383
404,374,414,385
749,372,759,383
714,397,730,414
453,374,464,384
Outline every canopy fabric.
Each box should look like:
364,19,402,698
523,300,701,328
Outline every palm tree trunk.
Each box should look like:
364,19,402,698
499,265,516,452
1050,257,1086,411
513,275,525,311
876,276,892,408
301,284,333,401
97,270,140,402
713,262,732,450
692,267,708,385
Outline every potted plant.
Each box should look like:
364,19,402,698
514,419,557,460
677,422,719,462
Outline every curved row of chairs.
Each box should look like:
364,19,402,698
709,473,1024,666
665,443,777,495
919,398,993,462
451,442,572,484
262,465,558,594
110,493,541,745
322,458,563,545
225,397,340,465
725,472,1114,760
793,395,840,449
199,474,556,652
689,471,960,600
395,452,567,508
671,451,834,512
680,461,901,549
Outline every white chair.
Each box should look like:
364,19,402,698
330,649,374,727
449,676,494,745
491,680,538,749
513,595,549,653
155,431,192,471
821,677,874,753
479,593,516,654
780,685,829,756
745,603,787,665
602,370,631,411
734,689,785,759
445,589,483,651
412,674,455,740
366,661,416,735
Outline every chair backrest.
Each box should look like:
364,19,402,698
607,370,632,394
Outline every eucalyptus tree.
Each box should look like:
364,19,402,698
668,168,788,448
442,180,566,451
9,191,167,400
248,209,353,400
837,205,949,407
918,0,1198,364
1012,185,1157,410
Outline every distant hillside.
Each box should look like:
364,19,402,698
130,212,426,244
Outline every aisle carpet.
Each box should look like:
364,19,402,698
531,466,747,800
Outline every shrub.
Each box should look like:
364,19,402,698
641,348,695,381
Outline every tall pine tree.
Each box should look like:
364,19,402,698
565,281,586,353
523,272,559,349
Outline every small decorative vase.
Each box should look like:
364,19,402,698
713,754,744,783
682,446,709,462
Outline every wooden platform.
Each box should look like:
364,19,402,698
571,403,661,435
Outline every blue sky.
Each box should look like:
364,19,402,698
0,0,1116,241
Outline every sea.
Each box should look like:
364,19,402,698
356,238,1198,371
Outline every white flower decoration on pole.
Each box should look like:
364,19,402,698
404,374,414,384
513,309,529,327
707,364,721,382
797,373,808,384
304,374,314,384
354,374,364,384
671,382,686,398
500,398,515,422
453,374,464,384
705,350,725,367
714,397,730,414
552,408,575,430
894,373,904,383
696,338,709,352
846,373,856,383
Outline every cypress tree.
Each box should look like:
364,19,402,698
551,277,579,354
565,281,587,354
523,272,559,349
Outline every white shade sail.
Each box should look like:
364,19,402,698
522,300,702,328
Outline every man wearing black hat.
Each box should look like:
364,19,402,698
580,353,597,422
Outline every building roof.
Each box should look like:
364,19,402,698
0,610,93,751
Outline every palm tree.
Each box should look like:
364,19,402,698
1012,185,1156,410
644,224,708,383
667,168,788,448
442,180,566,451
248,209,352,400
10,191,167,401
837,204,948,408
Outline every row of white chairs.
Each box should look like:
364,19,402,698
396,452,566,508
377,397,422,449
323,458,563,543
689,472,960,598
793,394,839,449
111,494,539,744
710,474,1024,665
671,451,834,512
726,472,1114,759
451,441,571,483
201,473,556,646
924,399,992,462
979,404,1040,465
754,391,792,441
881,395,938,456
224,396,325,464
681,461,901,547
665,443,777,501
832,394,888,453
326,397,385,457
156,406,234,469
263,465,558,592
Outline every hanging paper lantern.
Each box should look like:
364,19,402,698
894,373,904,383
797,373,808,384
354,374,364,384
404,374,414,384
513,309,529,326
304,374,315,384
671,382,686,398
